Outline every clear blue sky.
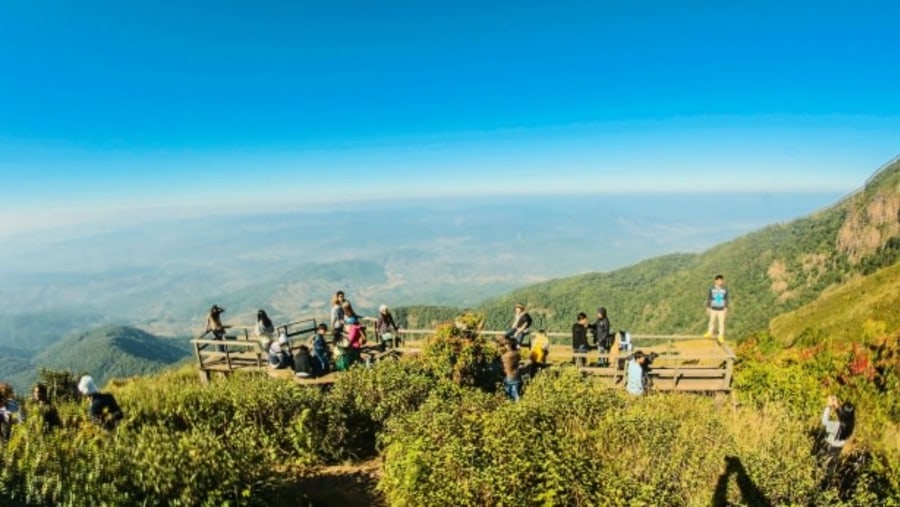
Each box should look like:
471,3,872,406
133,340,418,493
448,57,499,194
1,0,899,228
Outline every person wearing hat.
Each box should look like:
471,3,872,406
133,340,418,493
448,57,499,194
376,304,400,349
78,375,123,430
504,303,533,348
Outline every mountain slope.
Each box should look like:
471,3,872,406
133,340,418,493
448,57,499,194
30,325,191,388
768,259,900,347
479,156,900,339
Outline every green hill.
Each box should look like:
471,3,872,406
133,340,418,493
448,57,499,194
478,156,900,339
768,259,900,347
26,325,191,388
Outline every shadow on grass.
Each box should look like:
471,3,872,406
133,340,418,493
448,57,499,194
711,456,772,507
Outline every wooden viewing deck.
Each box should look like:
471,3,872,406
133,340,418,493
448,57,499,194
191,322,734,392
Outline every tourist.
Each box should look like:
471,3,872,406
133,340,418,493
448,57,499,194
572,312,590,366
346,315,365,365
529,328,550,374
822,395,855,478
704,274,729,344
77,375,124,430
0,382,23,441
505,303,533,347
592,307,613,353
626,351,647,396
268,333,295,370
205,304,228,339
31,383,62,433
501,336,521,402
376,304,400,348
330,293,345,344
294,345,314,378
311,323,331,376
255,309,275,345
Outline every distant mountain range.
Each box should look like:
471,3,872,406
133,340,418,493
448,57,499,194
0,192,840,339
1,157,898,388
398,156,900,339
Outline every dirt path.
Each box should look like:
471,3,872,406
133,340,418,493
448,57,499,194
286,459,384,507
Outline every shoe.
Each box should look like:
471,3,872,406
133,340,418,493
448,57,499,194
717,336,725,345
703,331,712,338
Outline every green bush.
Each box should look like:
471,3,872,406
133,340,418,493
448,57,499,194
420,312,500,390
314,359,438,462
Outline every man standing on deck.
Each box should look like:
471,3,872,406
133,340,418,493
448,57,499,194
704,274,729,344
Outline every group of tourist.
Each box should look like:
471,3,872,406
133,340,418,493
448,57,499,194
203,290,401,378
0,374,124,438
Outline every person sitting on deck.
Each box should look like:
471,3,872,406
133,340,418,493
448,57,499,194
504,303,533,348
31,383,62,433
77,375,123,430
294,345,314,378
501,336,521,402
310,323,331,376
572,312,590,366
618,330,633,352
626,351,647,396
268,333,295,370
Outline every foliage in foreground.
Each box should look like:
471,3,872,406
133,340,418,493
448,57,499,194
379,367,899,507
2,323,900,506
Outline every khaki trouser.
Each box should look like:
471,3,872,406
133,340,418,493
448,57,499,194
708,309,726,338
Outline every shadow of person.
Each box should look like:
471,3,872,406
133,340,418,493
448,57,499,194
711,456,772,507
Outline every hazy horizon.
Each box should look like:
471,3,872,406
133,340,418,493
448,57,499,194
2,2,899,228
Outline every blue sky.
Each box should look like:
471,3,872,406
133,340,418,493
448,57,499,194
1,0,899,228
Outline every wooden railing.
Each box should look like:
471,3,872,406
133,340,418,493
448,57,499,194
191,320,735,391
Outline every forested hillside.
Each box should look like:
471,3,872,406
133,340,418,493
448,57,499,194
769,260,900,347
478,157,900,340
5,325,190,390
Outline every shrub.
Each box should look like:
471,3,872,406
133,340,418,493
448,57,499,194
420,312,500,390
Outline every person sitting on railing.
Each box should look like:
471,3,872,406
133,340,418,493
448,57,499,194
626,351,647,396
268,333,295,370
504,303,533,348
572,312,590,367
255,309,275,347
310,323,331,376
376,304,400,349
